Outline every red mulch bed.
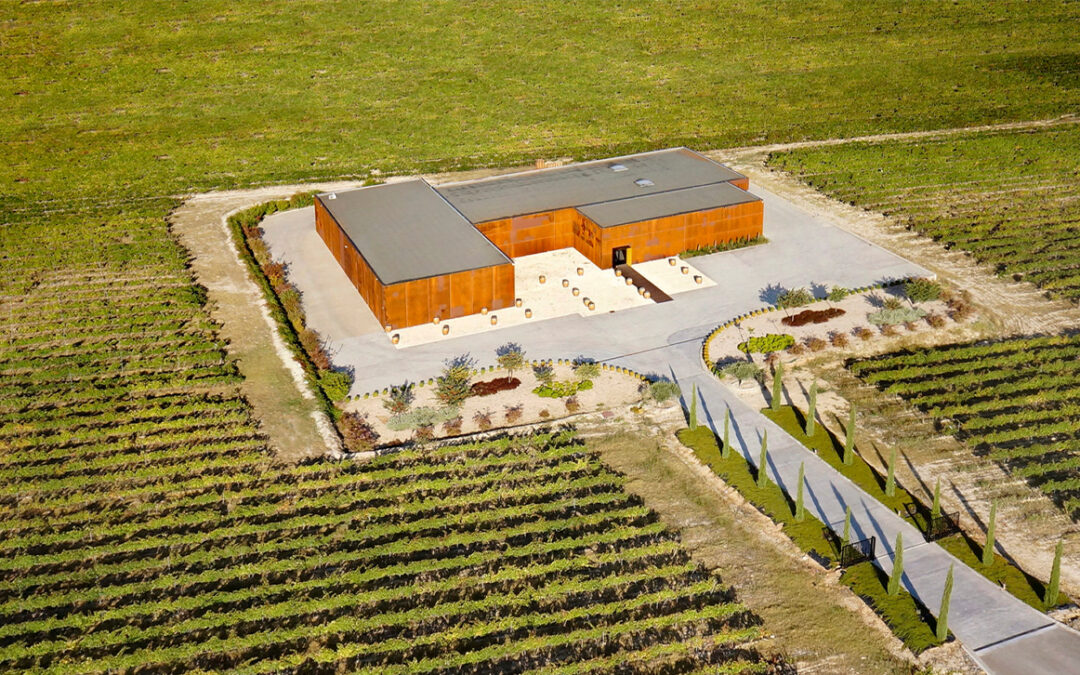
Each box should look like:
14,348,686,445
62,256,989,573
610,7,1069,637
470,377,521,397
781,307,845,327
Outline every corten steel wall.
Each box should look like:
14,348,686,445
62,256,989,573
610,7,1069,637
596,200,763,267
474,208,578,258
315,198,387,325
730,177,750,191
315,198,515,330
382,265,514,329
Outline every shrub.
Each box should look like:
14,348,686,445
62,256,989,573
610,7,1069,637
776,287,814,309
473,409,493,431
435,354,476,406
882,296,904,310
565,396,581,413
382,381,415,414
950,302,975,321
413,425,434,444
925,313,946,328
470,377,521,397
534,379,593,398
764,352,780,369
781,307,845,327
299,328,332,371
830,332,850,348
648,380,681,403
538,409,551,419
573,360,601,381
496,342,526,378
787,342,807,355
854,326,874,341
805,337,827,352
387,406,459,431
442,416,463,435
318,369,353,402
880,324,899,336
738,333,795,354
903,321,918,331
905,278,942,303
720,361,762,384
828,286,851,302
339,412,379,452
504,405,523,424
868,307,927,326
532,363,555,385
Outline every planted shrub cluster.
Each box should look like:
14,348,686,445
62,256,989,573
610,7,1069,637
781,307,845,327
868,307,927,326
738,334,796,354
534,379,594,398
850,333,1080,518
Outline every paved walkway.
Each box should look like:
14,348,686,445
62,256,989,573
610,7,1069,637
610,341,1080,674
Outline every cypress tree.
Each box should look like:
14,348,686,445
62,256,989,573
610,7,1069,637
888,532,904,596
1047,540,1063,608
982,501,997,567
805,381,818,436
936,564,954,642
721,408,731,459
771,362,783,412
885,447,897,497
842,505,852,546
757,432,769,488
843,405,856,466
689,383,698,430
931,477,942,518
795,462,806,522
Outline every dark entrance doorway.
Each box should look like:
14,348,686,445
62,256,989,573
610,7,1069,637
612,246,630,267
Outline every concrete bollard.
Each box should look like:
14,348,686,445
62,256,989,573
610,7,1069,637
576,267,584,276
442,325,450,335
669,258,677,266
525,308,532,318
694,275,703,284
562,279,569,287
572,287,580,296
625,277,634,286
515,298,523,307
539,274,546,284
391,334,400,344
490,315,498,325
681,266,689,275
433,316,440,324
481,307,488,315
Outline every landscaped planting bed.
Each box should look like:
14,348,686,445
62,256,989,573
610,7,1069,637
849,334,1080,519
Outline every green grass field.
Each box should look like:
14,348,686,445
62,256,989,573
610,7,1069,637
769,124,1080,301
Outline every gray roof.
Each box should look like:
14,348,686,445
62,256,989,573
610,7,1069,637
436,148,746,223
577,181,761,228
317,180,510,285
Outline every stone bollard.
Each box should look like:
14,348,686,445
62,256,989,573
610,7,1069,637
694,275,703,284
681,266,689,275
576,267,584,276
561,279,569,287
441,325,450,335
539,274,546,284
572,288,580,296
525,308,532,318
669,258,677,266
391,334,400,344
625,277,634,286
490,315,497,325
515,298,523,307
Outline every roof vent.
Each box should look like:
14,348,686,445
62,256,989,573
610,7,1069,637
634,178,654,187
327,192,337,200
610,163,628,172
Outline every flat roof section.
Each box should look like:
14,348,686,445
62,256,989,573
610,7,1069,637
318,180,511,285
436,148,746,224
577,181,762,228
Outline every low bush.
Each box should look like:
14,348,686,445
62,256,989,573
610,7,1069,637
538,409,551,419
319,369,353,402
781,307,845,327
648,380,681,402
854,326,874,341
436,354,476,406
534,379,593,398
470,377,521,397
787,342,807,355
738,333,796,354
383,381,415,413
565,396,581,413
532,363,555,384
473,409,493,431
720,361,763,384
868,307,927,326
805,337,827,352
776,287,815,309
442,416,463,435
882,296,905,311
339,412,379,453
905,278,943,303
387,406,459,431
925,313,946,328
413,425,434,443
504,405,523,423
681,235,767,258
880,324,899,336
573,360,601,381
827,286,851,302
830,332,850,348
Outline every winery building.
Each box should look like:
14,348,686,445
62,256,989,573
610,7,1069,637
314,148,763,330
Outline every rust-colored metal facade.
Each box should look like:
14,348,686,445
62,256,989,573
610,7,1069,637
315,199,514,329
473,199,762,270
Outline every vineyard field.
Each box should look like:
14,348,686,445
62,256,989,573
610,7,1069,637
848,334,1080,518
769,125,1080,302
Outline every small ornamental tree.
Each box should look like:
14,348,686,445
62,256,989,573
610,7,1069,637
805,381,818,436
842,505,853,546
795,462,806,522
771,362,784,412
983,500,998,567
1047,540,1063,608
777,287,814,309
689,383,698,430
383,381,415,414
436,354,476,407
757,432,769,488
888,532,904,596
843,405,856,465
721,408,731,459
937,564,954,642
532,362,555,385
495,342,526,380
885,447,897,497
